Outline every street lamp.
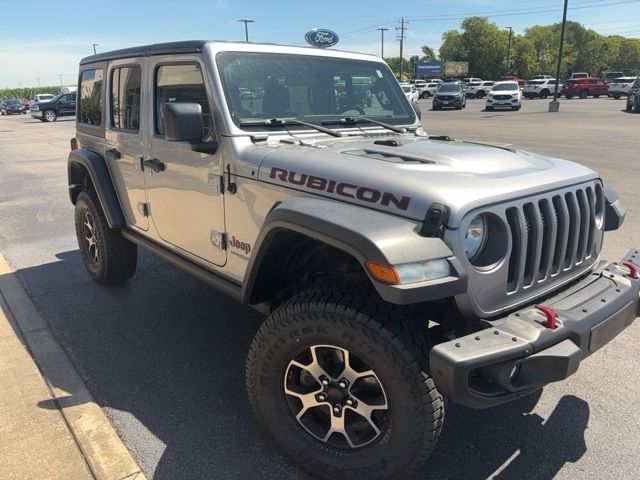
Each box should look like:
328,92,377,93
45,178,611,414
237,19,255,42
550,0,569,112
376,28,389,58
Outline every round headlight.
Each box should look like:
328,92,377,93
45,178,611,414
464,215,488,261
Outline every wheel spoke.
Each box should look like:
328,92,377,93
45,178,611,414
348,399,387,436
283,385,322,420
323,413,356,448
340,349,376,384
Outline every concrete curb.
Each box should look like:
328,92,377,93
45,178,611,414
0,252,147,480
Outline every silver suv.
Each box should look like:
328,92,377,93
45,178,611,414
67,41,639,480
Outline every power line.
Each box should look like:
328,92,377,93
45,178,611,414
407,0,640,22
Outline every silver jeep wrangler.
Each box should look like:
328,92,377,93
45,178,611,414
67,40,639,480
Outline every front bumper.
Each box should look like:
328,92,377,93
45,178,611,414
430,250,640,408
433,97,463,108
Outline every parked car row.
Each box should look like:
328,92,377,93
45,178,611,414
30,92,77,122
0,99,27,115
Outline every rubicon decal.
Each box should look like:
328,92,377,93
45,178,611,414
269,167,411,211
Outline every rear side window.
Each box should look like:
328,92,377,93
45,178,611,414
79,68,103,126
111,66,142,132
155,63,211,137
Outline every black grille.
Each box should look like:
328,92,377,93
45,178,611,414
493,94,513,100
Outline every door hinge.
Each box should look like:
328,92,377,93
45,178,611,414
210,230,227,250
137,202,150,217
207,174,224,194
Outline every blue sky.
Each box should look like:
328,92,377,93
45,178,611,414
1,0,639,87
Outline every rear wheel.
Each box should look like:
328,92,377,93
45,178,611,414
420,92,430,99
246,287,443,480
43,109,57,122
74,190,137,285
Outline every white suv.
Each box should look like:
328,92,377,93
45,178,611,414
608,77,638,99
400,83,419,102
486,81,522,111
523,78,560,99
418,82,440,99
466,81,494,99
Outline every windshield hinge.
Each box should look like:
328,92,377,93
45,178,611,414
208,174,224,194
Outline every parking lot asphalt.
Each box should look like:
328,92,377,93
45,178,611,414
0,98,639,480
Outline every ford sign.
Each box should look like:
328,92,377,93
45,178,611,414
305,29,339,48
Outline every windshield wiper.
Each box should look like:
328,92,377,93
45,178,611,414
239,118,342,137
322,117,406,134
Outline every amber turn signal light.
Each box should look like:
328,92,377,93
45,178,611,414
366,261,400,285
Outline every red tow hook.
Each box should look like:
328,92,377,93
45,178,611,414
622,260,638,279
537,305,557,329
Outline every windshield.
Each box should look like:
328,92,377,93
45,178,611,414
527,80,546,85
437,83,461,93
401,86,411,93
492,83,518,91
7,100,21,105
216,52,415,129
36,94,55,101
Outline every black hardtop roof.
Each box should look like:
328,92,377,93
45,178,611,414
80,40,210,65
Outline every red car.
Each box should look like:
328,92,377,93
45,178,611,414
561,78,609,99
499,75,525,88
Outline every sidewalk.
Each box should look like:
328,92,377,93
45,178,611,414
0,252,146,480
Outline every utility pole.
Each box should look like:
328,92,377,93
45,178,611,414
396,18,407,80
37,77,40,88
550,0,569,111
92,43,98,55
376,28,389,58
58,74,63,87
237,19,254,42
505,27,513,76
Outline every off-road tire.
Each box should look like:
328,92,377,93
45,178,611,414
74,190,137,285
246,287,444,480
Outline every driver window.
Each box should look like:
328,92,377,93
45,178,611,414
155,63,211,137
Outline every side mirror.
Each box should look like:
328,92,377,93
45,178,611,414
412,101,422,121
162,102,204,142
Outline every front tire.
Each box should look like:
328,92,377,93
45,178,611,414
74,190,137,285
246,287,443,480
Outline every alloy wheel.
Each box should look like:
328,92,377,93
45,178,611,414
283,344,389,450
82,211,100,263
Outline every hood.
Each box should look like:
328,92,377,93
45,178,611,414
255,134,597,227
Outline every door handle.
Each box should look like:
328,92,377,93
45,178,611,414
143,158,166,172
106,148,121,160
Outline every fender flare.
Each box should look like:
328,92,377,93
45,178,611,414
67,149,125,228
241,197,467,306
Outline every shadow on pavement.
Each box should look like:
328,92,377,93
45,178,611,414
20,249,589,480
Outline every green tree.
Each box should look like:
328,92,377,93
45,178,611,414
420,45,437,61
